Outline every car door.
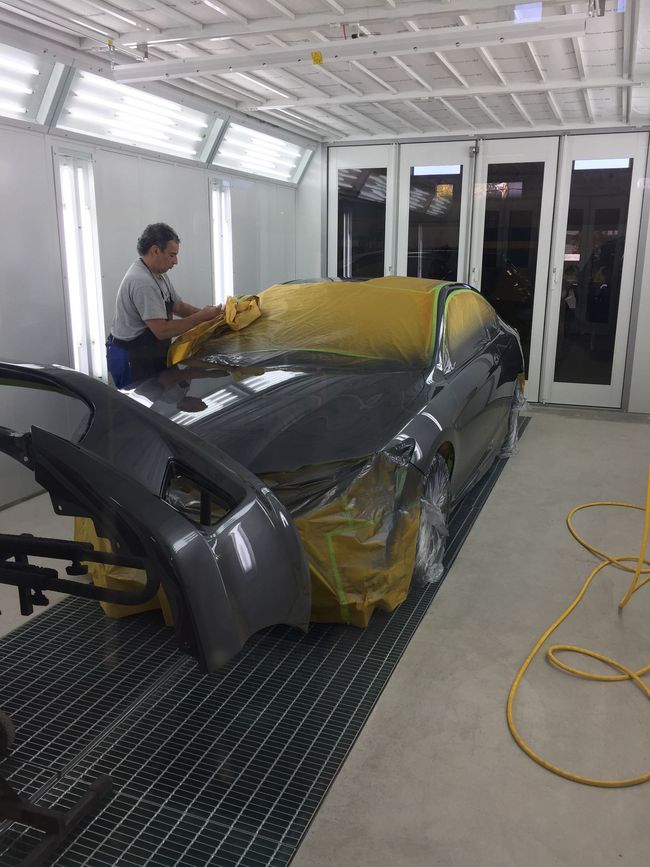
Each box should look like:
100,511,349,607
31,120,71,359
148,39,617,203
440,288,506,493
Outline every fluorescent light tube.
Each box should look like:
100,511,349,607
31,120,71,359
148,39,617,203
0,56,38,76
0,78,32,95
0,98,27,113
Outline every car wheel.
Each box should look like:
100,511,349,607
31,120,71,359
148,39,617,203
413,453,451,585
500,377,526,459
0,710,16,756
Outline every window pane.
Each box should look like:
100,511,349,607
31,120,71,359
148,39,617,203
407,165,463,281
480,162,544,373
337,168,387,279
554,161,633,385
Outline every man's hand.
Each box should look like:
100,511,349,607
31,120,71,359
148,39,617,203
199,304,223,322
146,304,224,340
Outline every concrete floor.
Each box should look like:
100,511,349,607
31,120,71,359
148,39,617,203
292,406,650,867
1,407,650,866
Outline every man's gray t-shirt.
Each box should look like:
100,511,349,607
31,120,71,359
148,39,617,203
111,259,180,340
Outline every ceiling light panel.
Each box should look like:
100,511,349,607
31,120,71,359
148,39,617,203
57,71,213,160
0,40,60,123
212,122,313,183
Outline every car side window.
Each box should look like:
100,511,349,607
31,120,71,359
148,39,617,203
441,290,499,370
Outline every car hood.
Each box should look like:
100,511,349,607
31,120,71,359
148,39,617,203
132,356,433,474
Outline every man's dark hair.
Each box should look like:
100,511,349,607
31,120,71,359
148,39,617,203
137,223,180,255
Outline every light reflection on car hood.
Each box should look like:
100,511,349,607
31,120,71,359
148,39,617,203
132,355,434,474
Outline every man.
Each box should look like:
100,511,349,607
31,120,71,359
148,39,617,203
106,223,222,388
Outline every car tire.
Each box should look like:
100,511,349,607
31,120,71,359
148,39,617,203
413,453,451,585
500,377,526,459
0,709,16,756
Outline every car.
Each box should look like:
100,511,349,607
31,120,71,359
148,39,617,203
128,275,525,627
0,276,524,662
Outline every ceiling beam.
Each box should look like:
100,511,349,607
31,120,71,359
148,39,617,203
80,0,159,33
391,55,432,91
457,14,507,85
433,52,469,88
350,60,396,92
623,0,640,123
546,91,563,123
339,119,632,144
95,0,564,51
404,99,449,131
0,5,82,48
266,0,295,19
437,97,473,128
2,0,119,42
371,101,424,132
474,96,505,127
112,15,588,83
510,94,534,125
239,76,633,112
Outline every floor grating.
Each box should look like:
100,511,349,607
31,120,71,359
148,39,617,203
0,421,527,866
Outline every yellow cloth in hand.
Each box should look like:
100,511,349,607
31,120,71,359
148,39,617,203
167,295,261,366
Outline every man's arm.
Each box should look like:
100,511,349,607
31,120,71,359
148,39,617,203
145,305,222,340
173,299,207,318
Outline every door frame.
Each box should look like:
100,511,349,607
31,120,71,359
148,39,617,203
395,140,476,282
327,144,399,278
468,136,559,403
540,131,649,408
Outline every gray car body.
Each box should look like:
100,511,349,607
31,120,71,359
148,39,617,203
139,283,525,508
0,361,310,673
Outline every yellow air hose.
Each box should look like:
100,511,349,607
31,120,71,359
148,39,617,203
506,465,650,787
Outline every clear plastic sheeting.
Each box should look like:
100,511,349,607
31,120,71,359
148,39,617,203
267,441,425,627
413,453,451,585
437,289,503,375
500,375,528,459
198,277,447,367
167,295,261,366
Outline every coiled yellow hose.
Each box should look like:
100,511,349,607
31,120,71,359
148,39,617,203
506,466,650,787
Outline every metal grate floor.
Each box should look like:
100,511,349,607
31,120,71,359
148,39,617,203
0,423,527,866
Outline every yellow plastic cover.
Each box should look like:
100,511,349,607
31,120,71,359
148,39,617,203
167,295,261,366
288,452,423,626
198,277,447,366
74,517,173,624
77,449,424,629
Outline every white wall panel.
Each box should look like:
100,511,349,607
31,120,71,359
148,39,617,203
138,158,213,308
93,152,214,329
0,127,69,506
295,146,325,280
227,175,296,293
226,176,259,294
257,183,295,288
91,149,143,331
627,205,650,413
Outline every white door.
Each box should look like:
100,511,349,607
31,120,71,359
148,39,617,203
327,145,398,279
468,137,558,403
541,132,648,407
395,141,475,283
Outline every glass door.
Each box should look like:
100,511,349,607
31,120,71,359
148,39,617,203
396,141,474,283
542,133,648,407
468,138,558,402
327,145,398,279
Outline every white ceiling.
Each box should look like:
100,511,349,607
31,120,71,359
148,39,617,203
0,0,648,143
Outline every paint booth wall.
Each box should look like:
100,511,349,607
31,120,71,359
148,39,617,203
0,124,321,508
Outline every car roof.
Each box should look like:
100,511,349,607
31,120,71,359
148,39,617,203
197,276,454,366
